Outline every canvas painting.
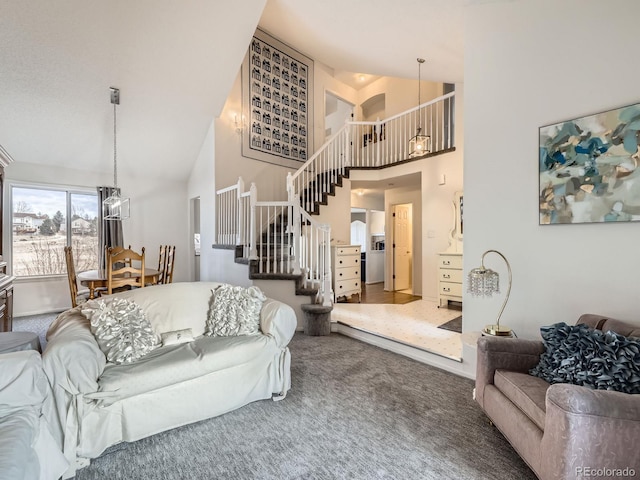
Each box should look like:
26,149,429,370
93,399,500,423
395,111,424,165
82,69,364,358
539,102,640,224
241,29,313,170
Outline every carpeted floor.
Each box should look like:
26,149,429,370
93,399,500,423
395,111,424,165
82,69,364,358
75,333,535,480
438,315,462,334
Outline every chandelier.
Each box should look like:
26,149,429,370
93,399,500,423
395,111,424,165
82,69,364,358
104,87,130,220
408,58,431,158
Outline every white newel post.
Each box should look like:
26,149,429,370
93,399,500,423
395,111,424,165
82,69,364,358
249,182,257,260
291,201,302,276
323,225,333,306
236,177,245,246
344,120,352,169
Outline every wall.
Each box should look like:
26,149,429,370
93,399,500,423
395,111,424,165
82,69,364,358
313,178,352,245
463,0,640,339
6,161,189,315
357,78,442,120
187,120,216,281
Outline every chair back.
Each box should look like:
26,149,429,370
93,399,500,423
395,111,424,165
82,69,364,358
106,247,146,294
157,245,176,284
64,246,80,308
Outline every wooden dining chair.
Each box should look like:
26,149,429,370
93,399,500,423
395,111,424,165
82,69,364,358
157,245,176,284
64,245,97,307
106,247,146,294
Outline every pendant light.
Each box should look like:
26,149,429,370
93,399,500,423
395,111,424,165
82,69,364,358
104,87,130,220
408,58,431,158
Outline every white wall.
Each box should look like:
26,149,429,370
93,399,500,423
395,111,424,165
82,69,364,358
357,77,442,120
6,161,189,316
187,120,216,281
463,0,640,339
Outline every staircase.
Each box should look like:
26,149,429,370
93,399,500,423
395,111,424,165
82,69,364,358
215,91,456,313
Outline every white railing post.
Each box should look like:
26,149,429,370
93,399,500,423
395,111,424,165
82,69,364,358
291,200,301,275
249,182,257,260
322,224,333,306
286,172,294,202
236,177,245,245
344,120,352,169
376,117,381,167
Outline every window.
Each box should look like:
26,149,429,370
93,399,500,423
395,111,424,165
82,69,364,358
11,186,99,277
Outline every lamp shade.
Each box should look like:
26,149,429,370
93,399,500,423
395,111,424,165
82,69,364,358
409,129,431,158
467,249,512,336
467,266,500,297
103,191,130,220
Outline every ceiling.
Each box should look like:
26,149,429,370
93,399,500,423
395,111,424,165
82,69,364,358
0,0,467,183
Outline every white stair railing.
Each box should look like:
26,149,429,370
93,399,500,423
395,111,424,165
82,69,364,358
215,178,332,305
289,91,455,215
215,91,456,307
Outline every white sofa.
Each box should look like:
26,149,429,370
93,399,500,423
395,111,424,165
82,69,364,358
0,350,68,480
42,281,297,478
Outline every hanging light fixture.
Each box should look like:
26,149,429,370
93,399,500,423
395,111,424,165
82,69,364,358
104,87,130,220
408,58,431,158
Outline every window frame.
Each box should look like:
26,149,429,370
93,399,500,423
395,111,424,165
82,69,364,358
7,181,99,279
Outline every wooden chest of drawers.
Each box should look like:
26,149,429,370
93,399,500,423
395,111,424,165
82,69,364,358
438,253,462,307
0,275,15,332
332,245,361,302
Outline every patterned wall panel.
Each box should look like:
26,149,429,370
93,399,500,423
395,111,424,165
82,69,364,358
242,29,314,169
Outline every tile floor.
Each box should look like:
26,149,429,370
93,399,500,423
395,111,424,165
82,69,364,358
332,299,463,361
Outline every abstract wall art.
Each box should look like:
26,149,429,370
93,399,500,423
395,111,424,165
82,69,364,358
241,29,314,169
539,102,640,225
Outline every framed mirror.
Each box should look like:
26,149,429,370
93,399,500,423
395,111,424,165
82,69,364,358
455,191,463,240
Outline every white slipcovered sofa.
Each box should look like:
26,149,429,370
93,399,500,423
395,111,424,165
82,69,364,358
0,350,68,480
42,282,297,478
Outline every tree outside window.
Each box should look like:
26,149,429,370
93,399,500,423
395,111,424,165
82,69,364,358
12,187,99,276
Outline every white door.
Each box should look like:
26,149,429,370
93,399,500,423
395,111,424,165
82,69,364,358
393,204,412,291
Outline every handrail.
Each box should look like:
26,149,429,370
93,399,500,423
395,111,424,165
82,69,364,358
289,123,349,183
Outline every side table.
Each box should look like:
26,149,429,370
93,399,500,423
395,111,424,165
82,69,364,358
0,332,42,354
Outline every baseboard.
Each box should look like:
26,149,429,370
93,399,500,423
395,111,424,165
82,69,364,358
15,308,65,318
336,323,475,380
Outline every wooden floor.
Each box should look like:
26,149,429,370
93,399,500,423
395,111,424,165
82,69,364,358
339,282,421,305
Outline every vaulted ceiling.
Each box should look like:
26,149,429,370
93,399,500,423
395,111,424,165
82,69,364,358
0,0,467,182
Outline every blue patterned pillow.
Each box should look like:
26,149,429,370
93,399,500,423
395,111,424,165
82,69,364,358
530,322,640,394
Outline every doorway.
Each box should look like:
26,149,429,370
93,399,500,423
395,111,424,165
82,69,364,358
324,91,354,141
392,203,413,293
190,196,200,281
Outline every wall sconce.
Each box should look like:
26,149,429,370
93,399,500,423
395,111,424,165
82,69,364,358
234,114,243,135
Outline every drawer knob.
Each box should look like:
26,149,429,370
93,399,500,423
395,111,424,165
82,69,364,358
443,260,451,265
443,287,450,292
339,273,343,276
443,274,450,279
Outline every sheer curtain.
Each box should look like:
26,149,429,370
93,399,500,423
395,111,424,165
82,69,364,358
97,186,124,272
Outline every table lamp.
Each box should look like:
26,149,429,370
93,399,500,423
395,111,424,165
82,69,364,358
467,249,512,336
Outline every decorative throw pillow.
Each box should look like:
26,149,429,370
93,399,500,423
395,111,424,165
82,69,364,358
204,285,267,337
81,298,159,364
530,322,640,394
161,328,194,347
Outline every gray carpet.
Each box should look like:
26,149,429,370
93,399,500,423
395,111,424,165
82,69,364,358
438,315,462,334
12,312,61,350
75,333,535,480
